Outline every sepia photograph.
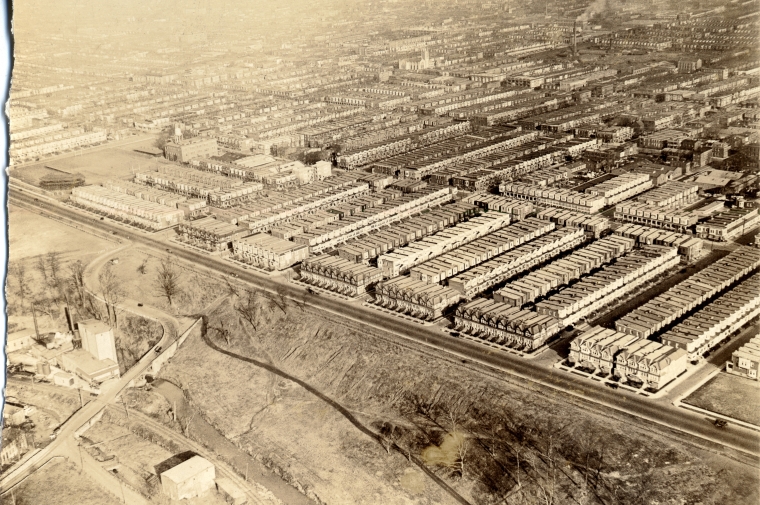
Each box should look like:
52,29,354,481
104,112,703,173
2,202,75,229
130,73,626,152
1,0,759,504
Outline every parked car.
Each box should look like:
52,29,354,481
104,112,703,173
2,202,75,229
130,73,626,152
137,303,143,307
154,346,162,354
713,419,728,429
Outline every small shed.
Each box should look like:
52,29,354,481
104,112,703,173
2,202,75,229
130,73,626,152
53,371,75,387
160,455,216,501
216,477,248,505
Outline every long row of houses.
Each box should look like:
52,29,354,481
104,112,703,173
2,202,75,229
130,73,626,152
615,246,760,338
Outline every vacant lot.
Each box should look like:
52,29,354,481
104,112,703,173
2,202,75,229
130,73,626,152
12,140,162,185
684,372,760,426
9,458,121,505
108,249,229,315
9,204,116,261
158,297,759,505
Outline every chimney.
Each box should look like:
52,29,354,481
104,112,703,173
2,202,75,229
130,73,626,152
573,21,577,56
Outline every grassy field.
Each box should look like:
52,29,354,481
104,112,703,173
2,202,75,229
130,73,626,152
9,458,121,505
684,372,760,426
157,299,759,505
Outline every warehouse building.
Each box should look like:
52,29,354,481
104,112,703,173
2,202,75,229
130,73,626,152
232,233,309,271
660,273,760,360
616,247,760,338
164,136,219,163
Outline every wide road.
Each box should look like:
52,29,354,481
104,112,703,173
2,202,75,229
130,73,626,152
8,186,760,462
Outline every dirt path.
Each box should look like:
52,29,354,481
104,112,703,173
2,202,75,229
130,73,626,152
199,318,474,505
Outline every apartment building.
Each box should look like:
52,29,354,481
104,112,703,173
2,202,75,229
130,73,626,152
164,136,219,163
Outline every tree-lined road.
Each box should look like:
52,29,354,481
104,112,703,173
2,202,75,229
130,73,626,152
7,186,760,463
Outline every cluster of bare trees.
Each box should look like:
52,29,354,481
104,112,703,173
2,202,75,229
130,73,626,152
8,252,71,320
395,391,657,505
208,276,306,348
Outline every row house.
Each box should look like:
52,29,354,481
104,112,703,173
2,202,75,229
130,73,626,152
70,186,185,230
300,255,383,296
614,202,698,232
726,336,760,381
453,298,561,351
448,227,586,299
378,213,512,278
695,208,760,242
536,247,680,326
616,247,760,338
614,223,703,260
175,216,248,252
535,208,610,238
336,202,477,263
295,186,455,254
375,277,463,320
232,233,309,271
661,273,760,359
585,173,653,207
493,236,635,308
409,218,555,285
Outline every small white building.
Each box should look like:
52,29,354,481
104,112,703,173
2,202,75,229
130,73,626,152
78,319,118,363
161,456,216,501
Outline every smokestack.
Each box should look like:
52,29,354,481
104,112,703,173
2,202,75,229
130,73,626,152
573,21,577,56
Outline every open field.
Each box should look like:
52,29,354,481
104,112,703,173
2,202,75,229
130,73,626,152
108,249,229,316
9,138,163,185
9,458,121,505
684,373,760,426
158,298,759,505
8,204,116,261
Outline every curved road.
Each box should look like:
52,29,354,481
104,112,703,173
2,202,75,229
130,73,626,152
8,187,760,462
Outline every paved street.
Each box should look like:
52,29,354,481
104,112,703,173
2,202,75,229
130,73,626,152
7,187,760,463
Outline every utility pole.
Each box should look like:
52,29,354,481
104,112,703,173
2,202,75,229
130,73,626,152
246,462,249,482
31,303,41,342
122,396,129,419
78,387,84,408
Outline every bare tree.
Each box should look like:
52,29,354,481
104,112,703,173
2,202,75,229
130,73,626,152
35,255,49,287
180,409,196,438
223,275,240,298
46,252,62,294
10,263,31,313
99,263,125,327
154,256,182,306
235,288,263,331
136,258,148,275
69,260,86,307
